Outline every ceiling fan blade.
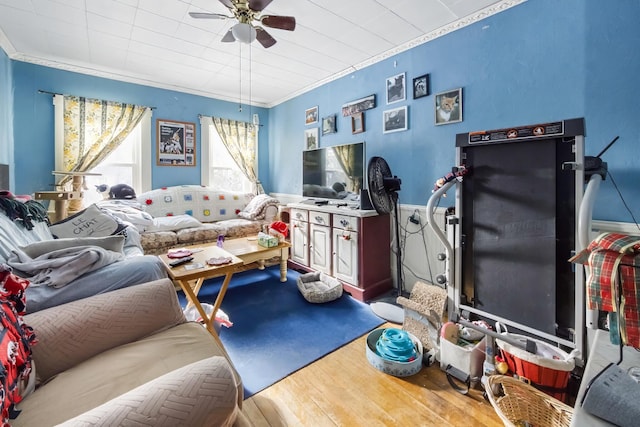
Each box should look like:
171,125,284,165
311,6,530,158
218,0,235,9
261,15,296,31
249,0,273,12
221,29,236,42
189,12,229,20
255,27,276,48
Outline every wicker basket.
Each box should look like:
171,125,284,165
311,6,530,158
486,375,573,427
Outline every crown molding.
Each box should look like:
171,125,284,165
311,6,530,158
268,0,526,107
0,27,15,56
8,52,270,108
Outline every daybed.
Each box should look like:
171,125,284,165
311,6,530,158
0,196,167,313
131,186,280,255
8,277,244,426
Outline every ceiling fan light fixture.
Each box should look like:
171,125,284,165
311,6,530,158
231,22,257,44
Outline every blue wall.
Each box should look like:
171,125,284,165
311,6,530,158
269,0,639,222
6,0,640,222
0,47,12,186
11,62,269,194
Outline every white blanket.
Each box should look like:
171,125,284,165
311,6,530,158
8,246,124,288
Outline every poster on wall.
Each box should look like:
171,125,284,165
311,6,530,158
157,119,196,166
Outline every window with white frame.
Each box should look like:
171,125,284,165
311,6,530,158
82,123,143,206
53,95,152,207
200,117,255,192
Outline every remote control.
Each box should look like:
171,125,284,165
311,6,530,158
169,256,193,267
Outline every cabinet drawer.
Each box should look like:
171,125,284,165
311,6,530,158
291,208,308,222
309,211,331,226
333,214,359,232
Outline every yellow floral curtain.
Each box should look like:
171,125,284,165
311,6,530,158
212,117,263,194
60,95,147,187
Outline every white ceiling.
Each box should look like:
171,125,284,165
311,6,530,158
0,0,524,107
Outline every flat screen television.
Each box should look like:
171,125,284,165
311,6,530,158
302,142,365,201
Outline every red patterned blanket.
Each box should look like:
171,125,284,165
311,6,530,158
570,232,640,348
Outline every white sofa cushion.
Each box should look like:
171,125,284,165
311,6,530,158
146,214,202,232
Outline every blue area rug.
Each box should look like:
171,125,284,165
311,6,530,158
178,266,384,398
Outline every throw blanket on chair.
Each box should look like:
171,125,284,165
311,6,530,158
570,232,640,348
7,246,124,288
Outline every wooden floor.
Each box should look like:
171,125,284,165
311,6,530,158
239,322,503,426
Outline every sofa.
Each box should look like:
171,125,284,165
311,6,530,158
129,186,280,255
9,277,244,426
0,196,167,313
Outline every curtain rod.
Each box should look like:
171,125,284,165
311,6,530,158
197,114,262,126
38,89,156,110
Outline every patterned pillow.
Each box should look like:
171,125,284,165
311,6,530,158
238,194,280,220
49,204,127,239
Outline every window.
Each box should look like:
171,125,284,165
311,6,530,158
207,126,253,192
53,95,152,207
82,124,143,206
200,116,256,193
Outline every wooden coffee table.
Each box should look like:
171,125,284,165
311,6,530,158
158,236,291,345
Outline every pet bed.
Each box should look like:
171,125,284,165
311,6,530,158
296,272,343,303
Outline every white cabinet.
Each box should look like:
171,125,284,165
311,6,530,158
290,209,309,266
310,223,331,274
332,214,358,285
308,211,331,274
288,203,392,302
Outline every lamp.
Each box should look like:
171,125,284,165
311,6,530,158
231,22,257,44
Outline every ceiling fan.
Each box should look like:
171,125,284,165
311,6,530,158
189,0,296,48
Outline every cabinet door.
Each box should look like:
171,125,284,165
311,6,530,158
291,219,309,266
310,223,331,274
333,228,359,285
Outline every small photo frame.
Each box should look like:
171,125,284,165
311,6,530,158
435,88,462,125
351,112,364,134
305,128,319,150
383,106,408,134
157,119,196,166
386,72,406,104
322,114,337,135
305,106,318,125
413,74,430,99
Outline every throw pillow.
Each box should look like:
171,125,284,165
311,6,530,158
238,194,280,220
0,266,37,424
49,204,127,239
19,235,125,258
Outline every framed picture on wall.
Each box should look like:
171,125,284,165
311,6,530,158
322,114,337,135
156,119,196,166
351,112,364,134
383,106,408,133
413,74,430,99
305,106,318,125
386,72,406,104
435,88,462,125
305,128,319,150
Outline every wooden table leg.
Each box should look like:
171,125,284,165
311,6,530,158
279,248,288,282
177,271,235,344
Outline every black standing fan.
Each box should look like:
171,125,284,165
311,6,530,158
367,156,405,323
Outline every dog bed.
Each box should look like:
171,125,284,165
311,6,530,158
296,272,343,303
